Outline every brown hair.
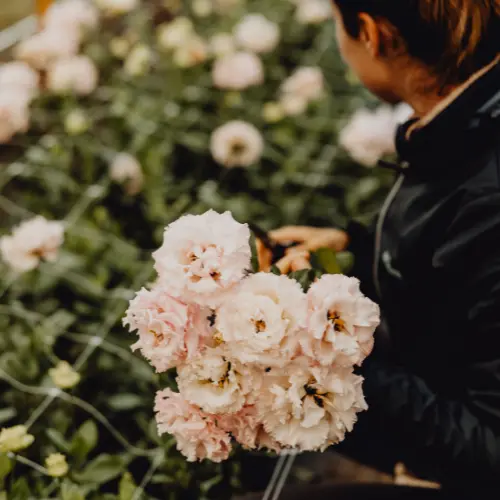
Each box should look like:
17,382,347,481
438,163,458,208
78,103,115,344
334,0,500,85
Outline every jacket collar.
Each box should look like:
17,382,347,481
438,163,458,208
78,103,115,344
394,57,500,178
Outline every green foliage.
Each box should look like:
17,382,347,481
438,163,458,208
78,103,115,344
0,0,389,498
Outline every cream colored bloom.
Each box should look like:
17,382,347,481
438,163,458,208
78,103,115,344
0,62,39,101
210,120,264,168
0,426,34,453
262,102,285,123
64,109,90,135
157,18,194,51
234,14,280,54
49,361,81,389
192,0,213,17
173,36,208,68
209,33,235,58
45,453,69,477
110,37,130,59
0,216,64,272
280,67,324,116
0,92,30,144
44,0,99,35
109,152,144,195
124,45,153,76
47,56,98,96
212,52,264,90
280,94,308,116
296,0,332,24
94,0,138,15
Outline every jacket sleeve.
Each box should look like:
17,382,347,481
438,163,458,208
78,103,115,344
361,190,500,485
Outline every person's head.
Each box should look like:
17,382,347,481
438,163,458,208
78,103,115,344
331,0,500,110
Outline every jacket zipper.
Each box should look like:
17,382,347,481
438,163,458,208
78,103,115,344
373,173,405,301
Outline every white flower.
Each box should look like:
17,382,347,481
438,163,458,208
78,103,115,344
124,45,153,76
48,361,81,389
0,426,34,453
0,216,64,272
157,18,194,51
47,56,98,96
109,152,144,195
94,0,138,15
257,362,367,451
216,273,307,366
124,286,212,372
301,275,380,367
339,104,412,167
212,51,264,90
64,109,90,135
153,210,251,307
44,0,99,35
173,36,208,68
45,453,69,477
15,29,79,70
209,33,236,58
280,67,324,116
177,349,256,414
0,92,30,144
234,14,280,54
192,0,213,17
109,37,130,59
0,62,39,102
210,120,264,168
295,0,332,24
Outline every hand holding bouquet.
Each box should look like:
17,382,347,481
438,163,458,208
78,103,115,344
124,211,379,462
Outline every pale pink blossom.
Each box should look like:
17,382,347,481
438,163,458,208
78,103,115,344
295,0,332,24
0,62,39,101
280,67,324,116
44,0,99,35
257,361,367,451
301,274,380,367
177,349,257,414
15,30,79,70
123,287,212,372
0,216,64,272
155,389,231,462
212,51,264,90
0,92,30,144
210,121,264,168
153,210,251,307
109,153,143,195
47,56,98,96
216,273,307,367
234,14,280,54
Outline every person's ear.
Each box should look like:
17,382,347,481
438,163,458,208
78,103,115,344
358,13,381,57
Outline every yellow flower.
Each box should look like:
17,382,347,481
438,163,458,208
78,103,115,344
262,102,285,123
49,361,81,389
0,425,34,453
45,453,69,477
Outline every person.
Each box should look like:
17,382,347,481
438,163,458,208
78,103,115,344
266,0,500,493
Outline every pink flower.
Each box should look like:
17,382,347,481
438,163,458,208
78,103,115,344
124,287,211,372
279,67,324,116
153,210,251,307
216,273,307,367
155,389,232,462
44,0,99,35
0,62,39,102
212,52,264,90
47,56,99,96
301,275,380,367
0,92,30,144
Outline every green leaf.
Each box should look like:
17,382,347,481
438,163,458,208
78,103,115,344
119,472,136,500
249,232,259,273
46,428,71,453
270,265,281,276
60,480,86,500
0,408,16,425
312,247,342,275
74,454,124,485
0,454,12,485
288,269,321,292
336,251,355,274
70,420,98,463
10,477,30,499
107,394,143,411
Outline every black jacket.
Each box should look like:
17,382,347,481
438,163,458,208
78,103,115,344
344,62,500,489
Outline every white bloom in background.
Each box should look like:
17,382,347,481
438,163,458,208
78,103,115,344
280,66,324,116
302,275,380,367
296,0,332,24
262,102,285,123
210,120,264,168
0,216,64,272
15,29,79,70
44,0,99,35
216,273,307,366
109,37,130,59
339,104,413,167
157,17,194,51
0,426,34,453
234,14,280,54
280,94,308,116
0,92,30,144
124,45,153,76
124,286,212,372
64,109,90,135
45,453,69,477
47,56,99,96
192,0,213,17
109,152,144,195
209,33,235,58
212,51,264,90
173,35,208,68
94,0,138,16
48,361,81,389
177,349,255,414
153,210,251,307
0,62,39,101
257,362,367,451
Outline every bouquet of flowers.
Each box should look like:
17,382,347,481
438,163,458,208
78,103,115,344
124,210,380,462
